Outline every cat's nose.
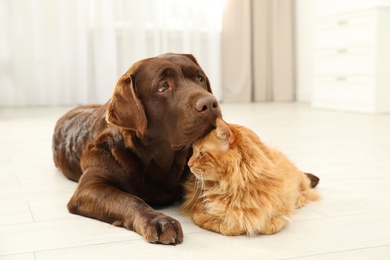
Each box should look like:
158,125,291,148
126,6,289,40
195,96,220,116
188,158,193,168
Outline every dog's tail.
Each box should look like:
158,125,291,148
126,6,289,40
304,173,320,188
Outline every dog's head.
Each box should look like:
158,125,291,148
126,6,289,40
106,53,222,148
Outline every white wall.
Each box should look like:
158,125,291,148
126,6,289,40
294,0,390,103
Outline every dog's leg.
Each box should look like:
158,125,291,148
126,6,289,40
67,168,183,245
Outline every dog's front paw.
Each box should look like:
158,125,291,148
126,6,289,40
144,215,183,245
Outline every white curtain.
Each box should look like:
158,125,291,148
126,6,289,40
0,0,224,106
221,0,295,102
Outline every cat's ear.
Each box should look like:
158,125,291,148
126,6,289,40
216,118,235,144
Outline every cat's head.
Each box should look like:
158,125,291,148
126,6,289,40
188,118,236,181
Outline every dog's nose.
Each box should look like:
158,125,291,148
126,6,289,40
195,96,219,114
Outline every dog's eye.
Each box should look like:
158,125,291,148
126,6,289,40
197,75,204,82
158,82,169,93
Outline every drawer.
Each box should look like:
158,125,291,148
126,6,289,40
315,45,374,74
314,75,374,104
316,10,376,48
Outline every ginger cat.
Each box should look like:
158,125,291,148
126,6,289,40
181,118,320,236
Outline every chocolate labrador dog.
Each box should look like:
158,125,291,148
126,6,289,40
52,53,221,245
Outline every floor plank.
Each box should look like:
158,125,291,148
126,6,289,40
1,103,389,259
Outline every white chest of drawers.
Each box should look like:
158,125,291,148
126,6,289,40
312,7,390,113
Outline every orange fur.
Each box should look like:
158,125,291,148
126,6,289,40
181,118,320,236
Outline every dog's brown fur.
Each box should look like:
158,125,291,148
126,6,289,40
52,53,221,245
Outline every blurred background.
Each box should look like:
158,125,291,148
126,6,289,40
1,0,390,113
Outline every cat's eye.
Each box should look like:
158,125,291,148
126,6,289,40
197,75,204,82
199,151,205,157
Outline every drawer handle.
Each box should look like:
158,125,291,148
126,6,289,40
337,48,347,54
337,20,349,26
336,76,347,81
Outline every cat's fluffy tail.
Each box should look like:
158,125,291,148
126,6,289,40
304,173,320,188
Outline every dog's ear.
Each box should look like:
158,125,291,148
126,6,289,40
204,77,213,94
181,54,200,66
106,74,147,137
181,54,213,94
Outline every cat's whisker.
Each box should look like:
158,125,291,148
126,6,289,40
189,177,201,206
189,175,206,212
171,137,195,150
199,175,207,211
186,175,202,210
195,178,205,207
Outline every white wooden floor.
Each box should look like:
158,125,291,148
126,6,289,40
1,103,390,260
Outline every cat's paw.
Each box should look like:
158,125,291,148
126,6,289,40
261,216,289,235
